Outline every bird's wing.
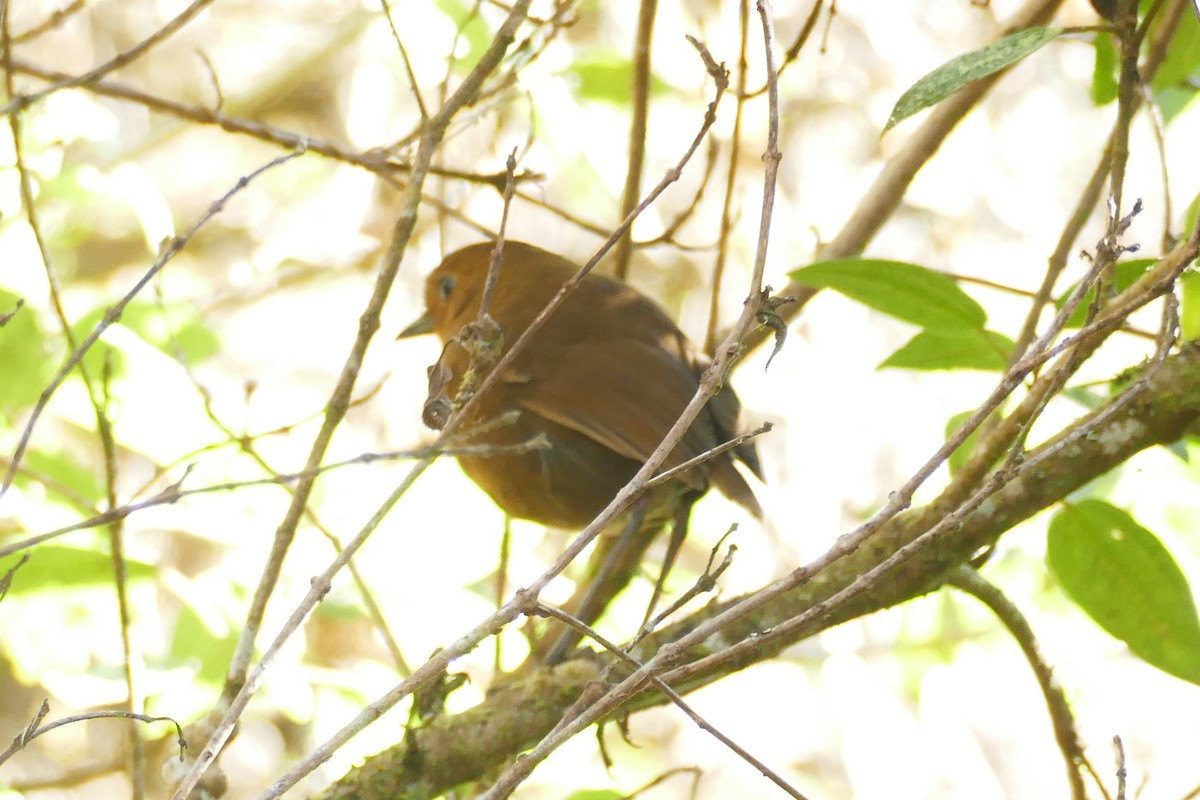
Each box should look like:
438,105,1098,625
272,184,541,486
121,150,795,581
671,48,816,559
507,335,717,487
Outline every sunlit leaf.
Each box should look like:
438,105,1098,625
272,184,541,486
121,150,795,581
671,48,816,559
1,546,155,594
944,410,982,476
565,791,624,800
72,300,219,374
886,27,1063,130
0,289,53,411
1160,87,1200,128
567,56,670,103
1048,500,1200,685
169,603,239,684
19,448,106,506
880,328,1013,371
436,0,492,68
1091,32,1118,105
790,259,987,331
1181,271,1200,342
1150,8,1200,91
120,303,220,364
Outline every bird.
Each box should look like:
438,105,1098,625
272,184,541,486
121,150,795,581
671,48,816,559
399,240,762,663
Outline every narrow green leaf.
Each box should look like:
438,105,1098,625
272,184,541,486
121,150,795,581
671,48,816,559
1048,500,1200,685
567,56,669,103
790,259,987,331
886,26,1063,130
1184,187,1200,239
1181,271,1200,342
1090,33,1118,106
880,328,1013,372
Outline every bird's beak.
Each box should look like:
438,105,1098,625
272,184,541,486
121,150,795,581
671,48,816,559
397,312,433,339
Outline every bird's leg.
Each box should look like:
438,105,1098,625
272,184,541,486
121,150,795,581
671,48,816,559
540,494,659,665
639,494,698,631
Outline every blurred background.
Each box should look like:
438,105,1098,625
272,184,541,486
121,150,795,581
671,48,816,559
1,0,1199,797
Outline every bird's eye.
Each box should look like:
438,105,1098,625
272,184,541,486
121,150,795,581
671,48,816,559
437,275,455,300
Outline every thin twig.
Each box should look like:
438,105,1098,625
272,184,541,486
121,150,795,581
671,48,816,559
0,433,548,562
536,601,811,800
948,567,1087,800
11,0,87,43
0,0,219,117
477,149,521,320
632,528,738,645
612,0,658,281
643,422,772,491
379,0,429,119
6,59,539,190
0,704,184,768
1114,735,1127,800
705,0,751,355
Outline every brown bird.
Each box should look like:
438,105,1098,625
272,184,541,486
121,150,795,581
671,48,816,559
400,241,762,662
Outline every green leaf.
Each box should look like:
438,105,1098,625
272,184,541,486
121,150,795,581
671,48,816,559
1184,187,1200,239
1181,270,1200,342
945,412,974,474
1145,5,1200,122
564,791,624,800
1048,500,1200,685
169,603,239,684
0,290,54,412
790,259,987,331
1153,84,1199,125
120,303,220,364
67,307,127,380
1,546,155,594
72,300,220,371
1162,439,1190,462
435,0,491,69
1054,258,1156,328
886,26,1063,130
566,56,669,104
1062,385,1107,410
880,328,1013,372
944,410,982,476
1149,8,1200,91
1090,32,1118,106
18,448,106,506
